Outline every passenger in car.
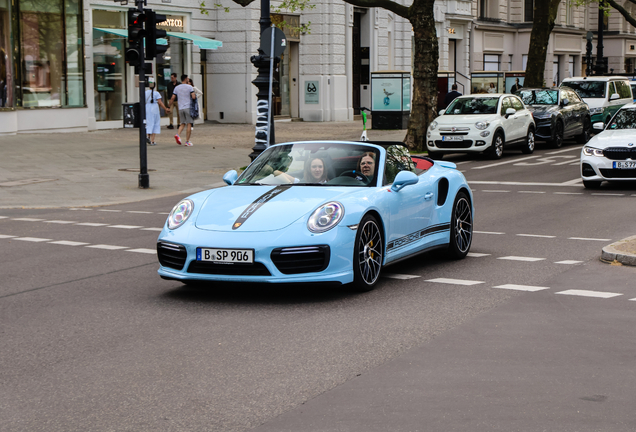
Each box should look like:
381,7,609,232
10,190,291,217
357,152,376,178
274,156,330,184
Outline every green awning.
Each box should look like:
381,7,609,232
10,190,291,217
94,28,222,50
166,31,222,50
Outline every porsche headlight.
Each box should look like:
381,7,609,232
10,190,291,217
167,199,194,230
590,107,603,115
475,121,490,130
429,121,438,130
582,146,604,157
307,202,344,233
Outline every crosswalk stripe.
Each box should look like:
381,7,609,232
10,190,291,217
497,256,545,262
556,290,622,299
425,278,483,286
126,248,156,254
382,273,421,280
48,240,90,246
493,284,550,292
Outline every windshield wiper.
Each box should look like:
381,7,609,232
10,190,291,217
296,182,328,186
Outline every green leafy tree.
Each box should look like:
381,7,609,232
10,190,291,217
217,0,438,151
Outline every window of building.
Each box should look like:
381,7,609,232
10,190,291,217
479,0,499,20
568,55,575,78
484,54,500,71
553,56,560,86
19,0,85,108
524,0,534,22
522,55,528,70
625,58,634,74
566,0,574,26
0,0,13,107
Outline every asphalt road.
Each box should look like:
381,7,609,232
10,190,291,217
1,140,635,431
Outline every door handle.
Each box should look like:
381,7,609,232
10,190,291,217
424,192,434,201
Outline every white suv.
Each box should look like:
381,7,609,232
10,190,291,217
427,94,536,159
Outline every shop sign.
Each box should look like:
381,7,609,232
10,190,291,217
305,81,319,104
157,15,184,32
271,14,300,42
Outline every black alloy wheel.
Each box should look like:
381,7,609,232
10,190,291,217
447,192,473,259
576,117,592,144
550,121,564,148
350,214,384,292
521,128,535,154
488,132,505,159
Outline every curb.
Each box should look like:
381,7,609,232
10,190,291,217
600,234,636,266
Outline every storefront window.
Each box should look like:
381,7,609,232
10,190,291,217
93,10,126,121
0,0,13,107
156,36,186,116
18,0,84,107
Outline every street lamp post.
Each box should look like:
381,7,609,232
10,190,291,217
249,0,277,161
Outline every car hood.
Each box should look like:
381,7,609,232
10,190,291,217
580,98,603,109
194,185,357,232
526,105,558,116
587,129,636,149
436,114,498,126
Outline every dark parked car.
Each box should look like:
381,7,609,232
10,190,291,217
515,87,592,148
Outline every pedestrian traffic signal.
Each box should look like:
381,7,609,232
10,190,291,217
145,10,168,61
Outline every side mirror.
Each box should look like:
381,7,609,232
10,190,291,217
439,109,445,116
505,107,516,117
610,93,620,101
561,98,569,106
223,170,238,185
592,122,604,131
391,171,419,192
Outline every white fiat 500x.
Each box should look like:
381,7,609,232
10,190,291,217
427,94,536,160
581,103,636,188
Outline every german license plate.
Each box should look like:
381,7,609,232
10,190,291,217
196,248,254,264
613,161,636,169
442,135,463,142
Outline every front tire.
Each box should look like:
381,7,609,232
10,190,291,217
521,128,535,154
488,132,504,159
447,192,473,259
350,214,384,292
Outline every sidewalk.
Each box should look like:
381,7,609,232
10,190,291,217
0,120,404,209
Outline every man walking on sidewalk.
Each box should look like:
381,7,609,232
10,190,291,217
166,73,179,129
169,74,196,146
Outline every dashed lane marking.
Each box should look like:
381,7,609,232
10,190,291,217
382,273,421,280
482,190,510,193
568,237,612,242
591,193,625,196
498,256,546,262
467,252,491,257
43,220,76,224
493,284,550,292
555,260,584,265
49,240,90,246
425,278,484,286
519,191,546,194
126,211,154,214
98,209,122,212
85,244,129,250
108,225,144,229
469,180,581,187
14,237,52,242
75,222,108,227
69,208,92,211
556,290,622,299
141,228,163,231
0,216,8,219
12,218,45,222
630,298,636,301
471,156,541,170
517,234,556,239
126,248,156,254
554,192,583,195
474,231,505,235
0,234,16,238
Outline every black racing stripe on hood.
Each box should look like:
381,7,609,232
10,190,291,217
232,185,292,230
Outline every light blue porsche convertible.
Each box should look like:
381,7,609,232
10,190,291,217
157,141,473,291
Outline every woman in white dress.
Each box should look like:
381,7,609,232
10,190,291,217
145,83,168,145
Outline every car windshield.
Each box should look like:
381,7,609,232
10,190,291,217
563,81,605,98
517,89,558,105
608,108,636,129
445,97,499,115
236,142,381,187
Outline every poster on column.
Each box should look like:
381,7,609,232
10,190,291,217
372,77,402,111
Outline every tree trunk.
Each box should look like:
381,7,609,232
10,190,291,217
404,0,438,151
525,0,561,87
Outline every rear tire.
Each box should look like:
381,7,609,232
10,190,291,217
576,117,592,144
549,121,564,148
583,180,602,189
447,192,473,259
521,128,535,154
349,214,384,292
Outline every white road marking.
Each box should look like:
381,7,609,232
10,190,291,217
474,231,505,235
158,212,170,215
69,208,92,211
425,278,484,286
555,260,583,265
482,190,510,193
126,248,156,254
453,161,472,165
126,211,154,214
14,237,52,242
560,178,583,186
0,216,8,219
493,284,550,292
467,252,491,257
497,256,546,262
553,158,580,166
554,192,583,195
517,234,556,238
556,290,622,299
472,156,540,170
519,191,546,194
12,218,44,221
141,227,163,231
545,146,583,155
468,181,581,187
98,209,122,212
43,220,76,224
0,234,17,238
108,225,144,229
48,240,90,246
382,273,421,280
86,244,128,250
75,222,108,227
568,237,612,241
630,298,636,301
591,193,625,196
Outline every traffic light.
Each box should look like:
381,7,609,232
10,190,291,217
125,8,145,67
145,10,168,61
